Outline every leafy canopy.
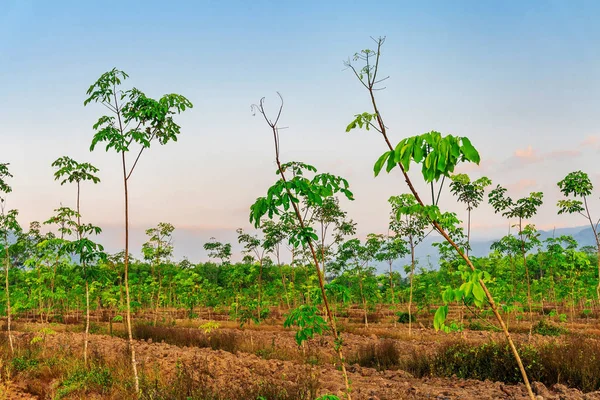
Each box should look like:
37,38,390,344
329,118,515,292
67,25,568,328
52,157,100,185
351,131,480,182
85,68,193,154
488,185,544,220
450,174,492,211
249,162,353,247
0,163,13,195
557,171,594,216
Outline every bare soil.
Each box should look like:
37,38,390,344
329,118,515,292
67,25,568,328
4,319,600,400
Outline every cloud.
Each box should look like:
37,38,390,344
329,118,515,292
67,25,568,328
505,178,538,192
580,135,600,149
454,158,498,174
507,145,581,168
514,145,539,162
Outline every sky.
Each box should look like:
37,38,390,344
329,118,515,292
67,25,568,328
1,0,600,262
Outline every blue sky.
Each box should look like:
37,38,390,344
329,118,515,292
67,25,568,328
2,1,600,261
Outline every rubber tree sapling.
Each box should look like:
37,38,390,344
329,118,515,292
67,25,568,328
557,171,600,302
85,68,192,392
388,194,429,335
335,235,382,327
52,156,102,365
0,163,19,353
249,94,354,399
306,197,356,280
449,174,492,256
345,37,536,399
236,228,267,323
261,219,291,309
203,238,232,265
142,222,174,326
488,186,543,338
373,234,408,308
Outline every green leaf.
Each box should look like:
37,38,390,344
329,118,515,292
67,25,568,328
472,281,486,303
433,305,448,331
460,137,480,164
374,151,391,177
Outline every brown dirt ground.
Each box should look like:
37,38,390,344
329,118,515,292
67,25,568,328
4,324,600,400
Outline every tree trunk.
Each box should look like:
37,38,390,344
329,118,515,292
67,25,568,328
408,239,415,336
4,241,13,354
84,280,90,366
122,153,140,393
359,278,368,328
519,219,534,340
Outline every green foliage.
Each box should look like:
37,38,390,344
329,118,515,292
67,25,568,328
396,311,416,324
203,238,232,264
388,194,429,243
52,156,100,186
249,163,353,248
199,321,220,334
407,341,541,384
284,305,329,346
55,365,114,399
86,68,192,154
558,170,593,198
368,131,480,182
532,319,566,336
450,174,492,212
433,305,448,332
0,163,13,195
488,186,544,220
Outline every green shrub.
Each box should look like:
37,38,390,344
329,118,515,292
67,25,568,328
55,365,113,399
533,319,566,336
396,311,416,324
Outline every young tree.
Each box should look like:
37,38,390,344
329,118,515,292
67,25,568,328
203,238,232,264
488,186,543,338
345,37,535,399
0,163,20,353
249,95,354,399
388,194,429,335
557,171,600,301
449,174,492,256
236,228,267,322
306,197,356,279
142,222,174,326
335,235,382,327
261,219,291,308
85,68,192,392
374,234,408,307
490,233,523,299
52,156,102,365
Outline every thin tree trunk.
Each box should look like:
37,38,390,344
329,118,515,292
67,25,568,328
4,239,13,354
153,275,162,326
257,258,263,322
122,152,140,393
466,209,471,257
408,239,415,336
84,280,90,366
519,219,534,340
359,278,368,328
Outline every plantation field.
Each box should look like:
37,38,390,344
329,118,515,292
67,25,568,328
2,306,600,399
3,33,600,400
